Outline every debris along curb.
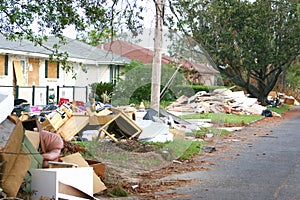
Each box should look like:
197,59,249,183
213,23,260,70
166,88,298,116
0,90,297,199
1,95,199,199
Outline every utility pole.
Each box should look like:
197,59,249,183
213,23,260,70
150,0,163,113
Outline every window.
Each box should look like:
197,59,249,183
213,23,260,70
45,60,59,78
0,54,8,75
109,64,120,84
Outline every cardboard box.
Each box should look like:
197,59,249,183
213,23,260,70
86,159,105,180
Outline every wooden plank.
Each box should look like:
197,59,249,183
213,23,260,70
25,130,40,149
21,134,44,193
98,114,120,142
98,112,142,142
46,113,65,131
57,115,89,141
28,58,40,86
13,60,25,86
48,61,58,78
1,120,24,181
1,150,30,197
0,54,5,75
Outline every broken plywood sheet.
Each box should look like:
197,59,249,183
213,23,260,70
60,152,107,194
13,60,25,86
87,107,117,125
57,115,89,141
45,113,67,131
0,118,32,197
21,134,43,193
25,130,40,149
86,159,106,181
1,150,31,197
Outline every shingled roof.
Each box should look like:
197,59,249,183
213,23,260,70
0,34,130,65
102,40,219,74
102,40,172,64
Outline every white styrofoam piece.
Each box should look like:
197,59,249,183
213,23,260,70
0,91,14,124
82,130,99,141
31,167,94,200
136,119,173,142
137,120,169,139
145,132,174,143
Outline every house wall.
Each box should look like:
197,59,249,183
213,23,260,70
201,74,216,86
0,54,113,105
0,54,13,91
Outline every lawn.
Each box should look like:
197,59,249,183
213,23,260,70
180,112,264,126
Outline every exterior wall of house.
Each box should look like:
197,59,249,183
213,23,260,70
73,64,111,101
201,74,216,86
0,54,14,88
0,54,114,105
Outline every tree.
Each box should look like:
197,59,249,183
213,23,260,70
167,0,300,105
77,29,116,46
0,0,144,74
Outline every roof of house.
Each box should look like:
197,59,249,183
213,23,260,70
102,40,173,65
102,40,219,74
0,34,130,65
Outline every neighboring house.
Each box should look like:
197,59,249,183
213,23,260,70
0,35,130,105
102,40,220,86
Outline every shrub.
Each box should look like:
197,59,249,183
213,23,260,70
89,82,114,102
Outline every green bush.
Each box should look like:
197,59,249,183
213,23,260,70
129,83,177,104
191,85,228,93
89,81,114,102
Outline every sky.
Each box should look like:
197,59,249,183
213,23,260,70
62,0,157,40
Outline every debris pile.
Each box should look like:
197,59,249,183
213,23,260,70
167,88,298,116
1,89,297,199
0,97,107,199
1,94,196,199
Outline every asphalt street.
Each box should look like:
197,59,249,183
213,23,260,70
160,110,300,200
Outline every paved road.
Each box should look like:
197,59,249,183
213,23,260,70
160,110,300,200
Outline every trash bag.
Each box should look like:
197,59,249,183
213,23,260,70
12,103,30,117
14,98,28,106
262,109,273,117
42,103,58,111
